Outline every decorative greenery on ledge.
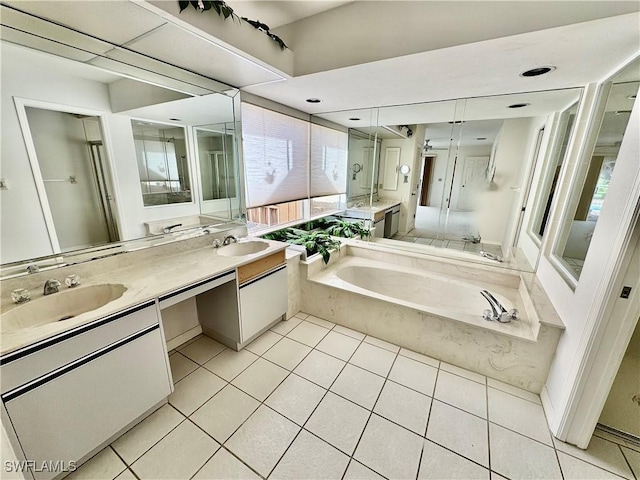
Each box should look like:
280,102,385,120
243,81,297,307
178,1,288,50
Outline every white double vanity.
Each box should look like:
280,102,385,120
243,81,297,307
0,233,288,480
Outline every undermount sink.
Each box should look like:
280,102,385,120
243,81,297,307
218,241,269,257
1,283,127,333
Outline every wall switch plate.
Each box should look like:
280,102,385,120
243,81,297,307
620,286,632,299
0,178,7,190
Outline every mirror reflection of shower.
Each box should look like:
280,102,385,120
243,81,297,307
22,106,120,253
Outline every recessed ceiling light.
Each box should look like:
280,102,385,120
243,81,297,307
349,117,361,121
169,118,181,121
508,103,530,109
627,94,637,100
520,66,556,77
306,98,322,103
477,137,487,140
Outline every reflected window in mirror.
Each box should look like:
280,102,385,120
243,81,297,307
553,61,639,280
347,129,381,202
529,101,579,243
132,120,193,207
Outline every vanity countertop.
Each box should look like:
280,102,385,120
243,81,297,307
0,239,289,356
344,200,402,218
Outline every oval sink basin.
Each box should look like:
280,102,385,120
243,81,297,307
1,283,127,333
218,241,269,257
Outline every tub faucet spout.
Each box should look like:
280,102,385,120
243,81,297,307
480,290,518,323
480,250,503,262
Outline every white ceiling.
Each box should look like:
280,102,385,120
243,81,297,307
224,1,351,29
121,93,235,126
244,12,640,116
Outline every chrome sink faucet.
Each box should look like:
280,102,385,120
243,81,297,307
480,290,518,323
480,250,503,263
223,235,238,246
43,279,61,296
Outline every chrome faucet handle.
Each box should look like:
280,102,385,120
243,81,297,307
43,279,61,296
26,264,40,274
212,238,223,248
11,288,31,304
65,274,80,288
482,309,494,321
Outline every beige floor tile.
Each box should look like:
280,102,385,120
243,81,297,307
305,314,336,329
131,421,219,479
399,348,440,368
488,388,551,445
426,400,489,467
343,460,385,479
245,330,283,356
316,330,361,361
333,324,366,341
263,337,312,370
66,447,126,480
203,348,259,381
306,392,370,455
169,367,226,416
553,435,634,479
231,358,289,401
179,336,226,364
265,373,326,425
558,451,626,479
440,362,486,384
373,381,431,435
293,350,345,388
364,335,400,353
354,414,424,480
490,423,562,480
487,378,541,404
225,406,300,477
271,317,303,336
621,447,640,479
113,469,136,480
294,312,310,320
168,352,198,383
111,404,184,464
190,384,260,443
330,364,385,410
270,429,350,479
435,370,487,418
286,320,330,347
349,342,397,377
418,440,489,480
193,448,260,479
388,355,438,396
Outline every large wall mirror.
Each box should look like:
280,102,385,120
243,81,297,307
315,88,582,272
0,6,241,276
552,58,639,282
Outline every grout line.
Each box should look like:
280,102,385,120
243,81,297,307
108,445,131,479
485,372,492,475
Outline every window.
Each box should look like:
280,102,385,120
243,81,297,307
131,120,192,206
310,123,348,197
241,103,309,208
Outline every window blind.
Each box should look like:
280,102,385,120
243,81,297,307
310,123,348,198
241,103,309,208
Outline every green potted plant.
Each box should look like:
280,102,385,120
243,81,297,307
325,218,371,239
286,228,342,264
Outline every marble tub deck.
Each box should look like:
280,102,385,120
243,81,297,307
300,245,564,394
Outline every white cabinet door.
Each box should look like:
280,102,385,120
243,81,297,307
3,327,170,480
239,266,287,342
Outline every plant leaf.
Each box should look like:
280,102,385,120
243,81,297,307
178,1,190,12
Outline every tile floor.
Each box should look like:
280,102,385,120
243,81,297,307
69,312,640,480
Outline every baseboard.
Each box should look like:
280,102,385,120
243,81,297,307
166,325,202,351
541,384,560,439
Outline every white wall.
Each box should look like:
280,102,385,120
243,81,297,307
474,117,545,245
379,125,425,234
0,43,112,263
537,82,640,443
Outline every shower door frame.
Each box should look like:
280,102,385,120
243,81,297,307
14,97,122,254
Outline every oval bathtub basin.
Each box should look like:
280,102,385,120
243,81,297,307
336,265,515,319
1,283,127,333
218,241,269,257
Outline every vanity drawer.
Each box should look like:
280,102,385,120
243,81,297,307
0,301,159,394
